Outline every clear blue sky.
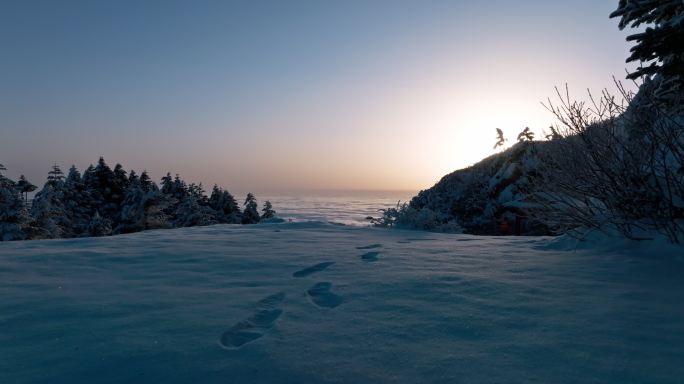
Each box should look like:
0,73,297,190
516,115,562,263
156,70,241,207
1,0,637,192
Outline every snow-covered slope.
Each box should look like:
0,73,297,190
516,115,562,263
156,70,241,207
408,141,547,235
1,223,683,383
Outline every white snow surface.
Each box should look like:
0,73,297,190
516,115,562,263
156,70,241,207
1,222,683,383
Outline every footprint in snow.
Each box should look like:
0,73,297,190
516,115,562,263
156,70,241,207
356,244,383,250
219,292,286,350
307,282,343,309
360,251,380,262
293,261,335,278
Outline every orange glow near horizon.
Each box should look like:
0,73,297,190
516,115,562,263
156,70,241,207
1,1,638,193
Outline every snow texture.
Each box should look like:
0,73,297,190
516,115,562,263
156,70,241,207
1,222,683,383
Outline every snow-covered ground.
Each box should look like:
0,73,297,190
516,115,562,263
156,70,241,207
1,222,683,383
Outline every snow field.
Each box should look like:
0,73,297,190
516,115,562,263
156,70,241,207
1,222,683,383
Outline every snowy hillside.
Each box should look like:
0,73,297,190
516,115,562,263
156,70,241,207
1,222,683,383
404,141,547,235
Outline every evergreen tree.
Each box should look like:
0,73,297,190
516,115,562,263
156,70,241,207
261,200,276,219
15,175,37,205
32,169,70,238
117,176,146,233
47,164,65,184
128,170,139,185
610,0,684,103
91,157,123,223
160,172,174,194
241,193,260,224
117,173,170,234
159,172,185,222
223,191,241,223
0,172,31,241
174,194,216,227
63,165,92,236
0,160,272,240
66,165,82,184
209,185,223,211
172,174,187,199
208,185,241,223
517,127,534,142
87,211,112,237
82,164,96,190
139,170,154,192
113,163,130,192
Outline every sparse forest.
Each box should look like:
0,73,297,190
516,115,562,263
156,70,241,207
0,157,276,241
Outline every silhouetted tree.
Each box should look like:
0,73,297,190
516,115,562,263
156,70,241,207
493,128,506,149
47,164,65,185
611,0,684,104
139,170,153,192
261,200,276,219
15,175,37,205
241,193,260,224
517,127,534,142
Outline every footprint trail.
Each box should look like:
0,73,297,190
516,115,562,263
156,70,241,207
292,261,335,278
356,244,383,250
219,292,286,350
360,251,380,262
307,282,343,309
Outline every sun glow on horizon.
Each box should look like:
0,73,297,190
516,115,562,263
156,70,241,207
1,1,637,192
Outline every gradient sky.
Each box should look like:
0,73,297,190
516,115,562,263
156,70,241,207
1,0,638,193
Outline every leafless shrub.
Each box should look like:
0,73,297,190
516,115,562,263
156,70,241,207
531,78,684,243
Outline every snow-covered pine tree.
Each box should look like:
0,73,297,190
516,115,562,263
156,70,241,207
160,172,174,194
222,191,241,223
207,185,242,223
62,165,93,236
208,185,226,223
0,173,32,241
128,170,139,185
241,193,260,224
172,174,187,199
87,211,112,237
261,201,276,219
31,166,71,238
47,164,65,184
82,164,96,189
96,158,123,222
113,163,130,193
159,172,187,222
15,175,37,205
174,193,216,227
142,188,170,230
116,176,146,233
139,170,153,192
610,0,684,105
